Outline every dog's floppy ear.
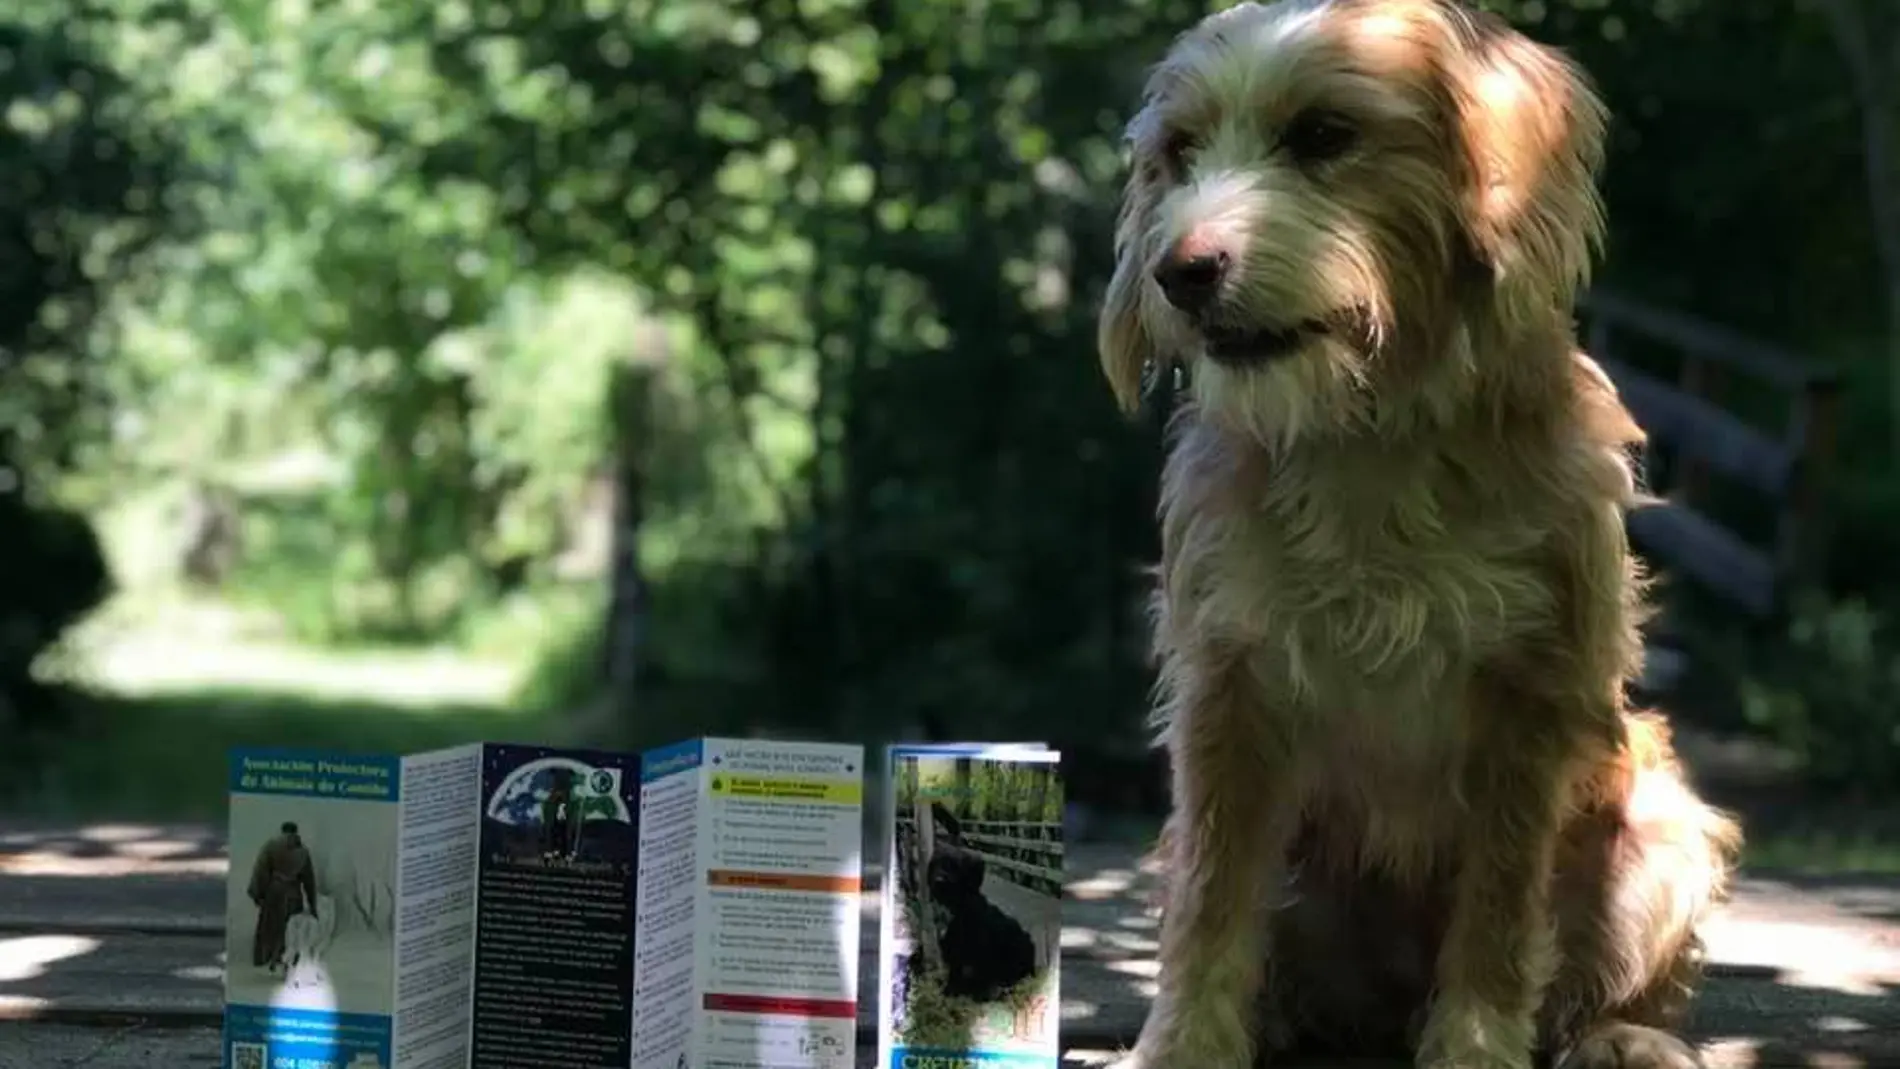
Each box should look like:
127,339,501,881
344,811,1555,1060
1444,8,1607,330
1098,106,1165,415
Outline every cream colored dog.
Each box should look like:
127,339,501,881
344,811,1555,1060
280,893,335,984
1096,4,1740,1069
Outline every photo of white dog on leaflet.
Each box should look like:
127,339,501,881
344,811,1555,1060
280,893,337,988
225,795,397,1016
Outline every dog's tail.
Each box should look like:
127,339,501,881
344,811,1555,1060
1553,709,1743,1033
1622,710,1742,888
1593,711,1741,873
1575,711,1741,885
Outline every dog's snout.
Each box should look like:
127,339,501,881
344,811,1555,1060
1154,233,1231,313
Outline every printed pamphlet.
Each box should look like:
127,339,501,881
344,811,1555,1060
470,743,642,1067
632,737,866,1069
876,744,1063,1069
222,742,639,1069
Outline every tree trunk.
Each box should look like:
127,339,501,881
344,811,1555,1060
602,328,668,728
1816,0,1900,456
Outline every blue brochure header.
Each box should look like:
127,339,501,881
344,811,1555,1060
640,737,704,783
225,1004,393,1069
890,1049,1059,1069
228,747,401,802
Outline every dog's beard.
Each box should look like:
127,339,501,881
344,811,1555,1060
1191,330,1376,448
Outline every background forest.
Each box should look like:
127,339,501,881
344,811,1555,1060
2,0,1898,846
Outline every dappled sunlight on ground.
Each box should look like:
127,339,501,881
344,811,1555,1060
0,824,227,877
0,927,227,1022
0,936,101,984
1,828,1898,1067
1706,919,1896,997
173,961,223,983
1704,875,1900,998
1068,867,1140,900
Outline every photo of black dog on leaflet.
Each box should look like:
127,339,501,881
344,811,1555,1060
926,803,1038,1001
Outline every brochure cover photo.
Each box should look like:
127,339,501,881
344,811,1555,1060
878,745,1063,1069
224,749,403,1069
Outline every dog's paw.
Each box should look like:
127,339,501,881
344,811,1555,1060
1106,1046,1190,1069
1557,1024,1703,1069
1111,1036,1255,1069
1419,1054,1530,1069
1417,1005,1535,1069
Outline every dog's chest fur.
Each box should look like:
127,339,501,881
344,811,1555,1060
1157,421,1566,848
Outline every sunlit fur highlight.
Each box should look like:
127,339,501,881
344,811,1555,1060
1096,4,1740,1069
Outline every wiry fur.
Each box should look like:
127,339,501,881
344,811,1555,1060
1096,4,1741,1069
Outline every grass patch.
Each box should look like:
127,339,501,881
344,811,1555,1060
1744,831,1900,874
891,870,1052,1051
8,687,555,822
6,590,562,822
896,963,1047,1050
1735,799,1900,874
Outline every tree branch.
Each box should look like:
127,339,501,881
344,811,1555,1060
1815,0,1900,456
1816,0,1900,270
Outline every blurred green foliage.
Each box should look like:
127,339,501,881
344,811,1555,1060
897,757,1064,825
2,0,1899,799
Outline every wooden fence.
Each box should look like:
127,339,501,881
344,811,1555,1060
895,814,1064,897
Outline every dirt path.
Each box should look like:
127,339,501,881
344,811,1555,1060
2,824,1897,1068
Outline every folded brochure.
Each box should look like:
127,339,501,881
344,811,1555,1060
876,743,1063,1069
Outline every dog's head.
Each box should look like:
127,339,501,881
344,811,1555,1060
926,845,988,907
1099,0,1606,443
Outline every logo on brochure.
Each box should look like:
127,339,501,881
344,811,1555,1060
590,768,614,794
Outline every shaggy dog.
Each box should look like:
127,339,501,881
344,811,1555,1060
1095,4,1742,1069
925,805,1040,1001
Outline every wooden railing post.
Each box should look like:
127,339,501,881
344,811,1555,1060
1675,356,1722,506
1778,378,1842,597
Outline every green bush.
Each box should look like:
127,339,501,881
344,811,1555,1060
0,486,112,731
1738,594,1900,792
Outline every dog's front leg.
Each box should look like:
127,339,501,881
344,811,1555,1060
1418,689,1574,1069
1131,657,1299,1069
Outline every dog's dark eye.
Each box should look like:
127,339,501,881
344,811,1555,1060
1281,109,1358,164
1160,130,1197,177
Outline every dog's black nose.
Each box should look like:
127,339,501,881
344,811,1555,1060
1153,244,1230,313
